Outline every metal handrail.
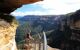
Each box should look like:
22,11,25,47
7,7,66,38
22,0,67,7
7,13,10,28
43,31,47,50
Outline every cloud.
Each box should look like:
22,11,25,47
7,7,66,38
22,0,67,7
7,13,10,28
11,11,49,16
35,0,80,13
11,10,66,16
11,0,80,16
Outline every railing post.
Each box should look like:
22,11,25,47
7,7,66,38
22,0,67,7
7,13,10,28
43,31,47,50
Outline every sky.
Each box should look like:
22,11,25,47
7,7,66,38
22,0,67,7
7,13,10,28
11,0,80,16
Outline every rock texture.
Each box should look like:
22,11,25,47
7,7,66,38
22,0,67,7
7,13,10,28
0,15,18,50
0,0,42,14
0,0,42,50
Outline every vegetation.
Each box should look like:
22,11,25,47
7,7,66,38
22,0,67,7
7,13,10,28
16,9,80,49
0,14,18,25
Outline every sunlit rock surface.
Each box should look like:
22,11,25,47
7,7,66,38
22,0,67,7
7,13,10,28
0,15,18,50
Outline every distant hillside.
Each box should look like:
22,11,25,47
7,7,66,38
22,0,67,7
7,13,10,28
18,15,65,24
15,16,23,19
16,13,73,44
16,15,66,43
16,9,80,49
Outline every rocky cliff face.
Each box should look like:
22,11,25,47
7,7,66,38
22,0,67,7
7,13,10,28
0,14,18,50
0,0,42,50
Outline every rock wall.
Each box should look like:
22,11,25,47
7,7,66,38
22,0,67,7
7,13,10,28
0,14,18,50
0,0,42,50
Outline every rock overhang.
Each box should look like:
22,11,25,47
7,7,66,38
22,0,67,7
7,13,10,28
0,0,43,14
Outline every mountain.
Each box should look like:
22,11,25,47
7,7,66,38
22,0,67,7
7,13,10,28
16,15,66,42
15,16,23,19
18,15,65,25
16,9,80,49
